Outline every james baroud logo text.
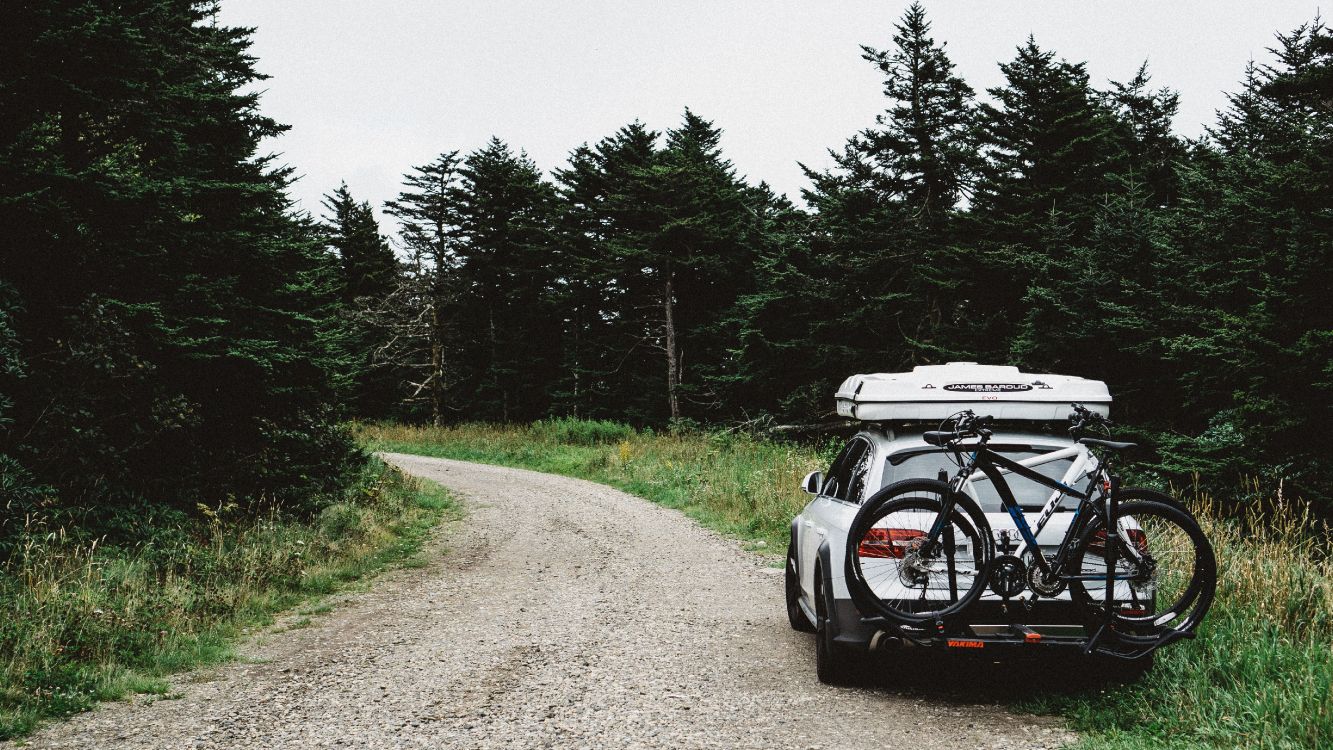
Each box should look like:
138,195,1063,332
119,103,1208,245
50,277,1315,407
943,383,1034,392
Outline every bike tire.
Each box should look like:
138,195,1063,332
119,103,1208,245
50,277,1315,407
1067,491,1216,640
845,479,993,626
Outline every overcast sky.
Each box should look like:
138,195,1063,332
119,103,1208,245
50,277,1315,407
218,0,1323,228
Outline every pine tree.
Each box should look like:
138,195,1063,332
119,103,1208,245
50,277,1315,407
323,184,399,304
1005,62,1187,384
958,38,1120,362
726,186,827,418
658,110,755,418
449,139,563,422
972,38,1120,239
0,0,358,517
548,144,616,419
321,183,401,417
555,122,670,423
555,113,758,423
1104,64,1187,206
853,2,978,220
1161,19,1333,499
745,3,980,422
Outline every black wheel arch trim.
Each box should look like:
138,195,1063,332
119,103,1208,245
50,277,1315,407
788,517,805,597
817,539,838,638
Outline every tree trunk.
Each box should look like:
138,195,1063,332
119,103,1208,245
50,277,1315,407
663,267,681,421
430,301,444,426
489,303,507,422
571,307,581,419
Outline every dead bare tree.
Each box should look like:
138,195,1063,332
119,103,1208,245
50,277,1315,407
349,250,459,424
382,153,464,425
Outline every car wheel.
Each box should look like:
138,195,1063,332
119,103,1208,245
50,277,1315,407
814,565,856,685
786,541,816,633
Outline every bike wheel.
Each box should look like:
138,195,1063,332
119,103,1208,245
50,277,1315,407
1068,492,1216,639
845,479,992,625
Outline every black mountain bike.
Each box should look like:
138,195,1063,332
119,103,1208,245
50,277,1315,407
844,405,1215,653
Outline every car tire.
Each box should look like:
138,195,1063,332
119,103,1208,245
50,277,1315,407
814,565,856,685
786,540,816,633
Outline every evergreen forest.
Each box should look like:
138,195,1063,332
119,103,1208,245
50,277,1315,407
3,0,1332,539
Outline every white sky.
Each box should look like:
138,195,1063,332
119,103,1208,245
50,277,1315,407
218,0,1323,227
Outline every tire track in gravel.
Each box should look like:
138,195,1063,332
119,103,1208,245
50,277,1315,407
7,453,1075,749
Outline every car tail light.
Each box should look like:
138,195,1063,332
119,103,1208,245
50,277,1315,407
858,528,925,559
1088,528,1147,558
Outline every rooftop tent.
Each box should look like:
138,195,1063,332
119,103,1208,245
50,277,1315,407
835,362,1111,422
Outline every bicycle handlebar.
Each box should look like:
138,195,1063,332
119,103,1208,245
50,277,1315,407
924,411,994,446
1068,403,1112,437
956,411,994,436
931,406,1107,445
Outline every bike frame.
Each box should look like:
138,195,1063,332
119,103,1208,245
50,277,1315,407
962,444,1096,573
927,440,1139,587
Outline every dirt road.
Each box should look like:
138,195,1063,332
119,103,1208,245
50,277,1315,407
10,454,1074,749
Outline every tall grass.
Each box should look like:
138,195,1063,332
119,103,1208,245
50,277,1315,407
361,419,1333,750
0,458,453,739
1041,485,1333,750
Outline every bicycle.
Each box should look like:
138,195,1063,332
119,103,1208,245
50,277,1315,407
844,404,1216,655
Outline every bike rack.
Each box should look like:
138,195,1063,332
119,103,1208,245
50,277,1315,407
862,613,1196,660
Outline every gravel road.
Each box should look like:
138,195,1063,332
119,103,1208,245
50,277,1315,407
9,453,1075,749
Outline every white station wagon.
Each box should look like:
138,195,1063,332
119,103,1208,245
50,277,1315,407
784,363,1128,683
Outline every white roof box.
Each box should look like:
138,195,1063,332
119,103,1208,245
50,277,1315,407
835,362,1110,422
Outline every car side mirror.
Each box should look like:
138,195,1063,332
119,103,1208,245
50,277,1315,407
801,471,822,495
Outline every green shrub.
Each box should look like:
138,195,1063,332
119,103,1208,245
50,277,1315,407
530,417,636,446
318,503,363,539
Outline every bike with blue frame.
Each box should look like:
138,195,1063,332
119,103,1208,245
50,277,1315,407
844,404,1215,656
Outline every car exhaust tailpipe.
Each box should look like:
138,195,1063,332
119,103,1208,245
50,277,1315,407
869,630,904,651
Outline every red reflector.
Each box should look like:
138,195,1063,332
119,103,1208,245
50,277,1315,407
858,528,926,559
1024,632,1042,644
1121,608,1147,616
947,639,985,649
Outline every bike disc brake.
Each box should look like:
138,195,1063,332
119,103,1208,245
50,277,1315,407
1025,554,1067,597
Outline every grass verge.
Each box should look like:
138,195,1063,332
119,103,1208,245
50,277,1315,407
359,418,1332,750
0,457,454,739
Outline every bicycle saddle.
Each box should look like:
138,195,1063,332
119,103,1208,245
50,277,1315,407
922,431,956,446
1077,437,1138,452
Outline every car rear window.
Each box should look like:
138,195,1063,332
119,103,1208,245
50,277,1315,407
881,448,1081,512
